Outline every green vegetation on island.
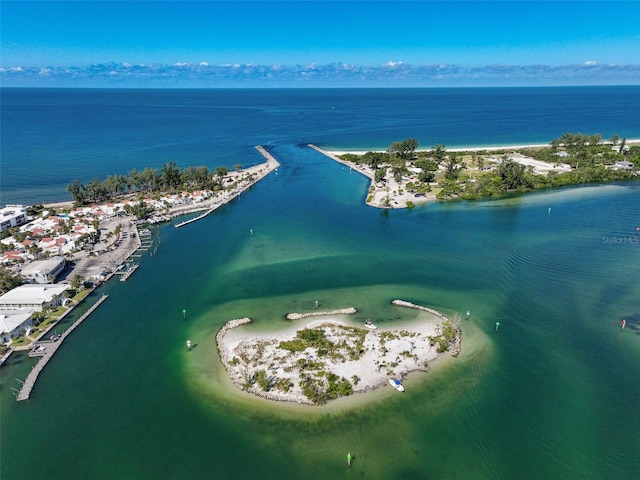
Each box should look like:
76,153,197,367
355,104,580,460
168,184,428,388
340,133,638,202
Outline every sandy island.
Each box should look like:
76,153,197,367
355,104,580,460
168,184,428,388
216,301,461,405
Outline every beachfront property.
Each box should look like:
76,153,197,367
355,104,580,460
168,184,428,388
0,310,34,344
19,256,66,284
0,205,29,233
0,284,70,311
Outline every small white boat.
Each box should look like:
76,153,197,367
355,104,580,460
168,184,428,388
389,378,404,392
364,319,377,330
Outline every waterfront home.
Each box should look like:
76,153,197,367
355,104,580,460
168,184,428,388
0,310,34,344
0,284,70,311
0,205,29,233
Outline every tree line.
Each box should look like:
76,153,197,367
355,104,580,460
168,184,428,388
67,162,238,205
340,133,638,202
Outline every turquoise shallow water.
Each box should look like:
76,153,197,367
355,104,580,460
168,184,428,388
2,144,639,479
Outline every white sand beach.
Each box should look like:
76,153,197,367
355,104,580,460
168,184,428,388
216,303,461,405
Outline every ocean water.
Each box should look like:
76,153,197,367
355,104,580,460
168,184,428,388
1,89,640,480
1,86,639,205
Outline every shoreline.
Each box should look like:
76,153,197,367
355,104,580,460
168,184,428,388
310,140,639,210
216,301,461,406
1,148,280,366
22,139,640,208
324,138,640,156
53,146,278,280
31,145,278,211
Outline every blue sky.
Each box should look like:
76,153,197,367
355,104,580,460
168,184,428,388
1,1,639,87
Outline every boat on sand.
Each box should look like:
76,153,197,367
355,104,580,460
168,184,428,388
364,318,377,330
389,378,404,392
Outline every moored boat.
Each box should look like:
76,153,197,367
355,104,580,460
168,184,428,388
389,378,404,392
364,318,377,330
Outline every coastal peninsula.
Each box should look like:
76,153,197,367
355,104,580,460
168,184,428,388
311,133,639,209
0,147,279,359
216,301,461,405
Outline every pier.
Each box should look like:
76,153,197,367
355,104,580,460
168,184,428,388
175,145,280,228
174,205,217,228
16,294,109,402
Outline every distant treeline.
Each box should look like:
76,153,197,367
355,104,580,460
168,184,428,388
67,162,240,205
340,133,639,201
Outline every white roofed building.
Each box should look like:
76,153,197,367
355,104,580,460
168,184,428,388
0,205,29,233
20,257,66,284
0,284,70,311
614,160,635,170
0,310,34,344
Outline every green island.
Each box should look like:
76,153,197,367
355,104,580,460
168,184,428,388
323,132,638,208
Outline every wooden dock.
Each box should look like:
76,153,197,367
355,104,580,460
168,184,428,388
16,294,109,402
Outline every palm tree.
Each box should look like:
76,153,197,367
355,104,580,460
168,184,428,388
71,274,84,290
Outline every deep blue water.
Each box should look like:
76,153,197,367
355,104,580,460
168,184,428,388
2,86,639,205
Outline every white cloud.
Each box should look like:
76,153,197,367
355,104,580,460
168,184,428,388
2,61,639,87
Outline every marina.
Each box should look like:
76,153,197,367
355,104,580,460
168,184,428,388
118,263,139,281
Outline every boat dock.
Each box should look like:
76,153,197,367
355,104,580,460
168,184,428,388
119,263,139,281
16,294,109,402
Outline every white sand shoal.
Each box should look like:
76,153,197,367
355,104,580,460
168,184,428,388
217,310,452,405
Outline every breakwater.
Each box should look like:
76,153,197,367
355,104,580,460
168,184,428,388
392,299,461,357
16,294,109,401
391,299,449,321
175,145,280,228
285,307,357,321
